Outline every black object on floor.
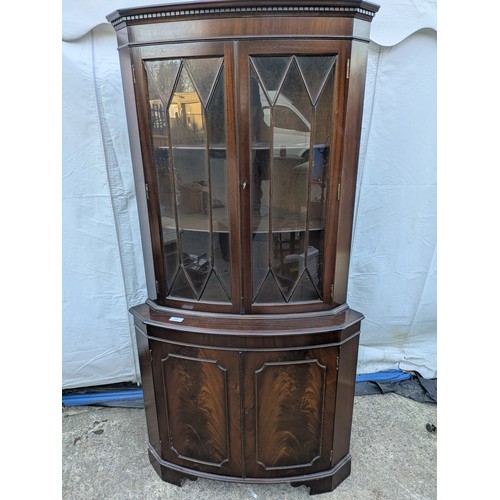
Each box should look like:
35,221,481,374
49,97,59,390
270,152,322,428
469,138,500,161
355,373,437,403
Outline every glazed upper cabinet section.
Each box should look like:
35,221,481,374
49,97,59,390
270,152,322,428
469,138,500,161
134,41,346,312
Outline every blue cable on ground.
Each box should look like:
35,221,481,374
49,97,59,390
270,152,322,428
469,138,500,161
356,369,412,383
62,389,144,407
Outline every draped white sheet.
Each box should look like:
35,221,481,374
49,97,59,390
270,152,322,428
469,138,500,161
62,0,436,388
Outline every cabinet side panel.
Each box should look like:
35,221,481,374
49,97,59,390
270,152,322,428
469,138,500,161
135,324,161,452
117,40,157,299
333,40,369,306
331,331,360,464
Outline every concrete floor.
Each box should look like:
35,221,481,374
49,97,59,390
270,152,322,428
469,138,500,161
62,393,437,499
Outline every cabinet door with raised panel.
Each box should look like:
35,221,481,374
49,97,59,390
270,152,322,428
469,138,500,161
242,347,339,478
149,339,243,476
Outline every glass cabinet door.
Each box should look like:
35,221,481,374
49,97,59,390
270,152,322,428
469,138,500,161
143,55,233,305
248,53,338,307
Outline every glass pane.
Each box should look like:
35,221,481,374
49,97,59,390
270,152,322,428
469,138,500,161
145,57,231,303
310,69,334,228
179,230,210,297
251,56,292,104
201,272,230,302
254,271,285,303
296,56,336,105
184,58,223,106
297,68,335,301
271,60,311,301
250,55,336,305
207,70,231,299
250,65,273,301
289,253,321,302
169,65,210,298
170,267,196,300
271,231,306,300
144,59,181,107
145,60,182,292
271,60,311,219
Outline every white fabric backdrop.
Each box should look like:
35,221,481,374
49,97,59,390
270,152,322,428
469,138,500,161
62,0,437,388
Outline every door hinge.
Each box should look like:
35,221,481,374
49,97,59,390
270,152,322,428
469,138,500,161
337,183,341,201
346,58,350,79
149,349,154,363
336,355,340,371
155,280,159,294
132,64,137,84
145,183,150,200
330,284,334,304
330,449,333,463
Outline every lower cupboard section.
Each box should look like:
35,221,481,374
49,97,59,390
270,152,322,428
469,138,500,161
137,326,360,493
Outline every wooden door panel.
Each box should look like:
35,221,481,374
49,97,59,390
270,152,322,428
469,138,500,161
162,353,230,467
150,341,242,475
244,347,338,478
255,358,326,470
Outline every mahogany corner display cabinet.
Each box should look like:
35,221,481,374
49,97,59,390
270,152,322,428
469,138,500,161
107,0,379,495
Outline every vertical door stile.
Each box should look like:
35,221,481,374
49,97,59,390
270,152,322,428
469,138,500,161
236,41,253,313
224,41,243,313
132,51,167,300
322,45,349,305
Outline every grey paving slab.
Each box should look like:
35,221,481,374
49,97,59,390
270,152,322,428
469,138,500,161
62,393,437,499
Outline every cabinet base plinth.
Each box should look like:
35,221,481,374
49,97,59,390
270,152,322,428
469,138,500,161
148,443,351,495
148,450,198,487
291,455,351,495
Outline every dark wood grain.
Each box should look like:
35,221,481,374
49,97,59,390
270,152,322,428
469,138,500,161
134,324,161,452
254,358,325,470
130,50,167,301
331,333,360,464
224,40,244,313
255,359,326,471
332,39,370,307
243,347,339,478
150,341,243,475
162,353,229,466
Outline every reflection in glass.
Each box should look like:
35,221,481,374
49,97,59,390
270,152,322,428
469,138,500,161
249,55,336,304
270,62,311,300
169,65,210,297
250,66,271,300
184,58,223,106
145,59,182,107
251,56,292,102
206,70,231,299
296,56,335,105
145,57,230,302
145,59,182,291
